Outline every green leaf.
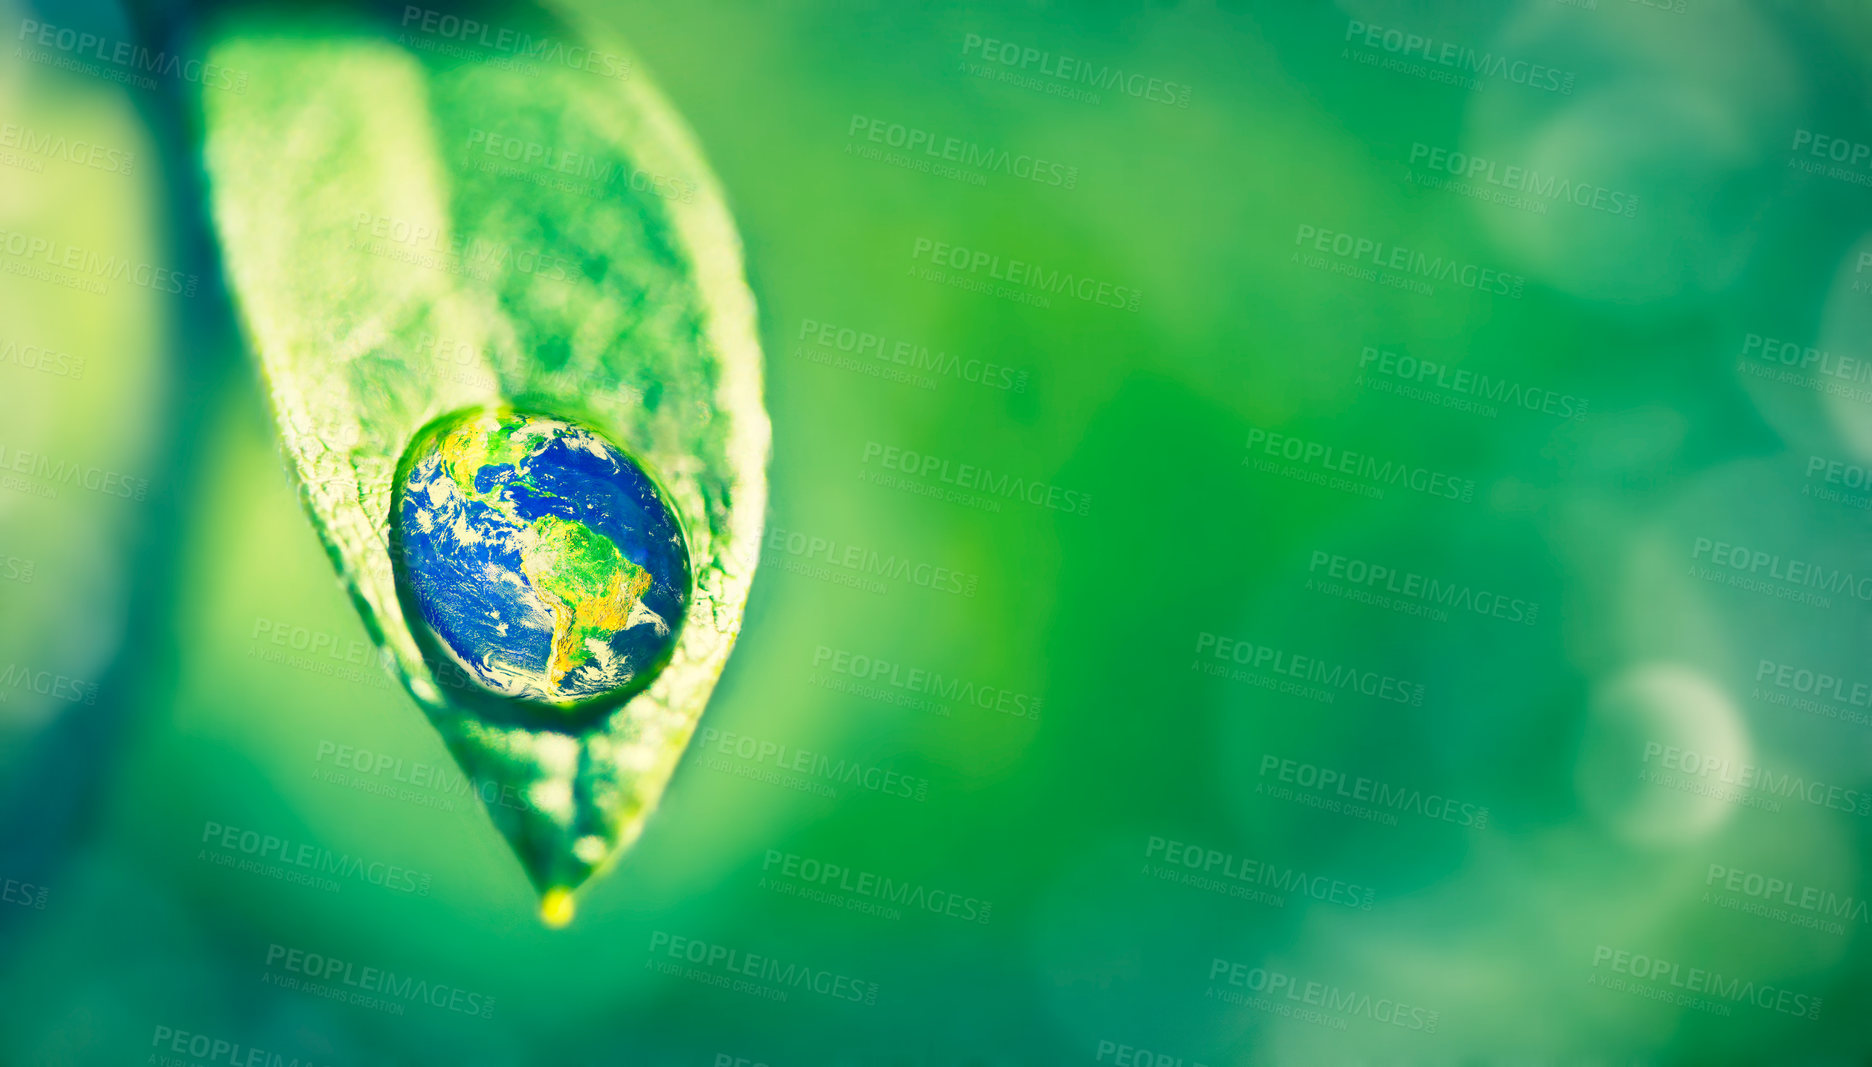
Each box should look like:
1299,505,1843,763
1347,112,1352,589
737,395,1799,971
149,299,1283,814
195,3,768,922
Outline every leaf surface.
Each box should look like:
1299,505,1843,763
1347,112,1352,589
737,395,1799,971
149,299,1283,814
198,4,768,916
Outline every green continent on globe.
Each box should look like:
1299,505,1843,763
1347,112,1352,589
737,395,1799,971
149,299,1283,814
397,409,690,708
521,514,654,691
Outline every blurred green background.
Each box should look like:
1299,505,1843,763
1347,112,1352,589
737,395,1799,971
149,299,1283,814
5,0,1872,1063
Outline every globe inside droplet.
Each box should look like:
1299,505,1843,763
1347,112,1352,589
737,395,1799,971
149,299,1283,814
391,406,691,712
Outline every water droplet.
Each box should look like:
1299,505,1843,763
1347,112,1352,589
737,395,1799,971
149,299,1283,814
391,407,691,719
540,887,577,929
